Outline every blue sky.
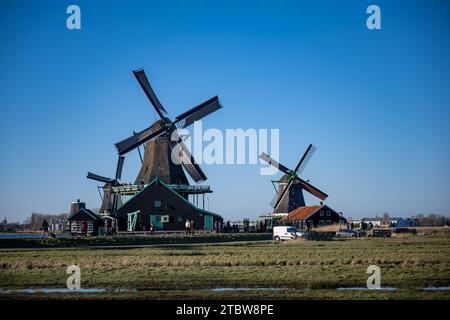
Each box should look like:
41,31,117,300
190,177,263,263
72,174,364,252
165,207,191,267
1,0,449,222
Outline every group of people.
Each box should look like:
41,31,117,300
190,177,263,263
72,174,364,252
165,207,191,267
214,220,222,233
41,217,242,237
222,220,240,233
184,219,225,234
103,219,118,236
139,223,155,235
359,221,373,231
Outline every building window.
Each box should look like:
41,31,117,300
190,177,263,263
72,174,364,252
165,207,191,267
319,220,325,227
326,210,331,216
154,200,161,208
326,220,332,226
320,211,324,216
177,216,183,222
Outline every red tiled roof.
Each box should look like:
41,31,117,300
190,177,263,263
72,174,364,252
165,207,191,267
281,205,322,221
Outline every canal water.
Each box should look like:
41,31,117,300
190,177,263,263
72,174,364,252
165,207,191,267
336,287,398,291
0,288,135,294
208,288,286,292
1,286,449,295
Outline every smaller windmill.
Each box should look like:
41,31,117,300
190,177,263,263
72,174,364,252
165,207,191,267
87,156,125,214
259,144,328,214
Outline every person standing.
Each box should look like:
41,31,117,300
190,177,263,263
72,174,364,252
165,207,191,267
104,220,109,236
110,219,116,236
41,219,49,238
185,219,190,235
81,221,88,236
190,220,195,234
149,223,155,235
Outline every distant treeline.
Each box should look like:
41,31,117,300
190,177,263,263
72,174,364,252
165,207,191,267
1,212,68,233
412,214,450,227
28,213,68,230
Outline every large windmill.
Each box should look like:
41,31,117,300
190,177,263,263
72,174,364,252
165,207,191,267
260,144,328,215
87,68,223,217
115,69,222,184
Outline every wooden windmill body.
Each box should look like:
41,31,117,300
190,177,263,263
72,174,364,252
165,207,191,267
273,175,306,214
135,132,189,186
260,144,328,216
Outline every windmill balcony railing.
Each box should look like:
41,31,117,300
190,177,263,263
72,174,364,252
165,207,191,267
111,183,212,195
168,184,212,194
111,184,143,194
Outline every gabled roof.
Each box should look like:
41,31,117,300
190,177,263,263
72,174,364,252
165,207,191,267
281,205,322,221
68,208,101,221
118,177,222,219
282,204,345,222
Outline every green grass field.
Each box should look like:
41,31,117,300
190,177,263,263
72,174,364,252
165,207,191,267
1,233,449,300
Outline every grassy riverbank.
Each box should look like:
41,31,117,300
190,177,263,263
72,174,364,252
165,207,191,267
0,233,272,248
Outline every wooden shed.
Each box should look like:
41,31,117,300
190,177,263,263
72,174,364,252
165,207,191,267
68,208,103,235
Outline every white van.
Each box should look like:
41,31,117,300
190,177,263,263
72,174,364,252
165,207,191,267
273,226,304,242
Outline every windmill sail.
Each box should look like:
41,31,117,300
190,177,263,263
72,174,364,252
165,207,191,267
115,156,125,181
295,177,328,200
87,172,114,184
115,120,167,155
272,179,294,209
170,137,206,183
133,69,168,118
294,144,316,175
259,153,291,175
175,96,222,129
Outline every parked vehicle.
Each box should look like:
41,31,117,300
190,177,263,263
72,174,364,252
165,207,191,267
273,226,304,243
335,229,357,238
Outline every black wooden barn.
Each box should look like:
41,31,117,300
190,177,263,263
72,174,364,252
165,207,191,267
115,177,222,231
280,205,346,230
